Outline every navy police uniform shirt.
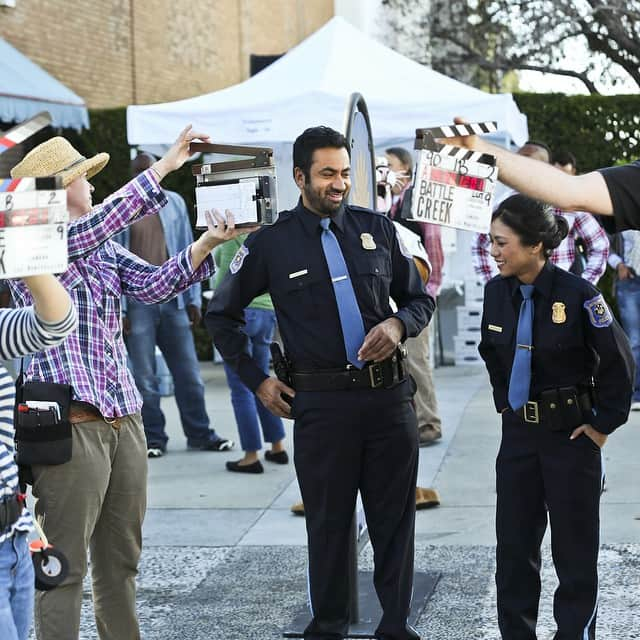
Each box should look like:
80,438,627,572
479,261,634,434
205,200,435,393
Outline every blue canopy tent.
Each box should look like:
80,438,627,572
0,38,89,131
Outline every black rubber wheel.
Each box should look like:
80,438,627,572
33,547,69,591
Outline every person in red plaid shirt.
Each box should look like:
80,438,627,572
472,144,609,285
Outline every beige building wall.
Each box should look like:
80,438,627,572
0,0,333,109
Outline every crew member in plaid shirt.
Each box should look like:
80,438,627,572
472,208,609,285
8,126,253,640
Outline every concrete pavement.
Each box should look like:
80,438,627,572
71,362,640,639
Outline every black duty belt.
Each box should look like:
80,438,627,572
0,494,24,530
514,386,593,430
292,350,407,392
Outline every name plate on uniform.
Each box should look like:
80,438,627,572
0,177,68,279
190,142,278,229
409,122,499,233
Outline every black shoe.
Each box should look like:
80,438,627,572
188,437,235,451
226,459,264,474
265,450,289,464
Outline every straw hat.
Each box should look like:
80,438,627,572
11,137,109,187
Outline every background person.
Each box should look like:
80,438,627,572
479,194,633,640
608,229,640,410
9,126,252,640
212,235,287,474
385,147,445,448
206,126,434,640
116,152,233,458
0,274,76,640
553,149,578,175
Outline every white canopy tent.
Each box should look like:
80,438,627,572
127,16,527,149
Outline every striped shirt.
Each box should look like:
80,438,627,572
8,170,215,418
472,210,609,285
0,305,77,543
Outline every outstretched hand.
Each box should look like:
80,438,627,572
153,125,211,179
435,116,479,151
201,209,260,249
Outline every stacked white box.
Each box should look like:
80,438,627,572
454,335,483,366
454,279,485,366
464,278,485,308
456,306,482,333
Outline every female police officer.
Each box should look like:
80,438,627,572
478,194,634,640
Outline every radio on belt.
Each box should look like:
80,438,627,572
190,142,278,228
406,122,499,234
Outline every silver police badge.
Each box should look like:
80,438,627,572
583,294,612,328
229,245,249,274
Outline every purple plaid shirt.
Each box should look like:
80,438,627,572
472,210,609,285
9,169,215,417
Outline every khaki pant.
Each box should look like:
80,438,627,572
406,325,442,435
32,414,147,640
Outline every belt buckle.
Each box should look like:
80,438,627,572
368,363,384,389
523,401,539,424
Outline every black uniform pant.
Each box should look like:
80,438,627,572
293,383,419,640
496,410,604,640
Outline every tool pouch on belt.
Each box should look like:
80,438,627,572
539,386,585,432
14,377,73,467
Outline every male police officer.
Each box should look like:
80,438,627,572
206,126,434,640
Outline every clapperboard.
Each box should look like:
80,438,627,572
189,142,278,228
408,122,499,233
0,112,69,279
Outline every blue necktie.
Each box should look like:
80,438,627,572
319,217,366,368
508,284,535,410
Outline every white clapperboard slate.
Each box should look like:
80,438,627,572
409,122,499,234
0,112,69,279
189,142,278,229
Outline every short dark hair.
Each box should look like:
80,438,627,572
385,147,413,172
293,126,349,179
131,151,157,176
492,194,568,257
552,150,577,170
523,140,552,161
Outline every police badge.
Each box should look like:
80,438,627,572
583,294,612,328
552,302,566,324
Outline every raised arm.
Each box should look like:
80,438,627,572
0,275,77,360
68,125,211,258
448,118,615,216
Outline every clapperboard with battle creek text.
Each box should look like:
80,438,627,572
408,122,499,233
0,112,68,279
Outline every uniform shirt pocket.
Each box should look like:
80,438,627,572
271,269,324,320
351,254,392,311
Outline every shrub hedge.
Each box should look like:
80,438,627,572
514,93,640,171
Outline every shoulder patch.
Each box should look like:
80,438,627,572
583,294,612,328
229,245,249,274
